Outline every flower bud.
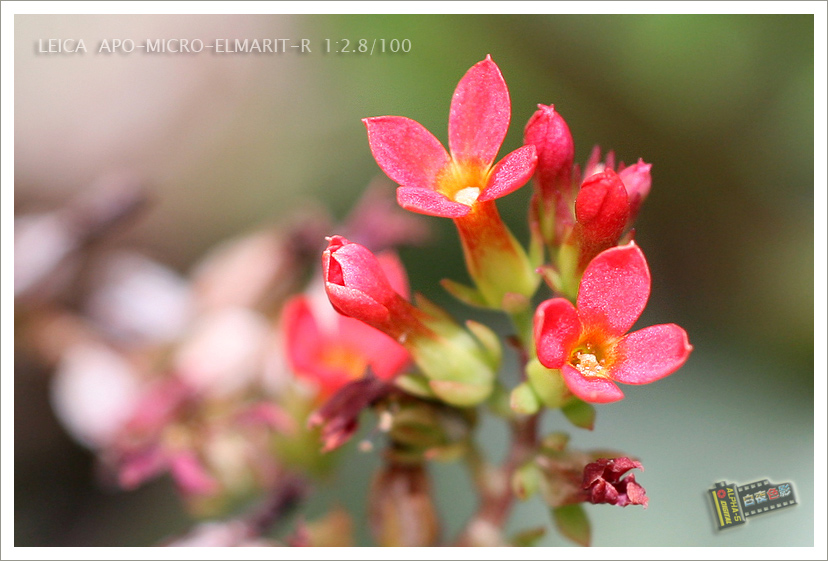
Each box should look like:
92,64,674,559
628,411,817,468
323,235,424,340
323,237,498,406
524,104,576,247
572,170,630,271
368,462,440,546
524,104,575,198
618,159,652,225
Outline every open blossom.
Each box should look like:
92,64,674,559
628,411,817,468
363,55,536,219
534,242,692,403
364,55,538,308
582,457,648,507
283,251,412,397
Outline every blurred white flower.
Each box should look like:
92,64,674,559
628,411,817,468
50,343,142,448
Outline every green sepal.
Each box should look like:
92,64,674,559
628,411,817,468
539,431,570,454
526,358,569,409
555,242,580,301
528,217,546,270
486,382,513,418
395,372,437,400
428,379,492,407
537,263,562,293
500,291,531,315
552,503,591,547
510,382,541,415
561,398,596,431
512,460,541,500
465,319,502,368
440,278,488,308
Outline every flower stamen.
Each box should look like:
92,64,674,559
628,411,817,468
573,350,606,378
454,187,481,206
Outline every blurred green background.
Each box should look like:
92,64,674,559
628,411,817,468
14,14,815,546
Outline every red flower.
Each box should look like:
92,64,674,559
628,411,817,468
363,55,536,219
284,246,411,397
582,457,648,508
363,56,539,308
534,242,692,403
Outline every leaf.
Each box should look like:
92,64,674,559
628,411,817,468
511,526,547,547
561,398,596,430
552,504,591,547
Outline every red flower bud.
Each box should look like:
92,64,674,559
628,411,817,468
573,170,630,270
322,235,421,339
524,104,575,199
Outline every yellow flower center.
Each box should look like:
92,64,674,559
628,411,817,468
318,345,368,380
569,336,615,379
438,162,490,206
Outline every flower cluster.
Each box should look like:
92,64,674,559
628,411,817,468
18,55,693,547
315,54,692,544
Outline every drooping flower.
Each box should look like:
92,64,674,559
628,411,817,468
322,236,500,406
534,242,692,403
582,457,648,507
283,251,411,397
363,56,539,309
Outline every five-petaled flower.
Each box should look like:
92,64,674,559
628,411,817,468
534,242,692,403
363,55,538,308
582,457,648,508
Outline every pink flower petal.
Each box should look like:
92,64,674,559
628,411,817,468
560,364,625,403
363,116,451,190
375,252,410,299
324,283,390,326
534,298,581,369
618,159,652,222
118,446,168,489
574,171,629,245
610,324,692,384
170,451,220,496
478,145,537,202
337,316,410,381
396,186,471,218
448,55,510,168
577,242,650,337
282,296,324,372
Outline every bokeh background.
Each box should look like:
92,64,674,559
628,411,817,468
13,14,815,547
